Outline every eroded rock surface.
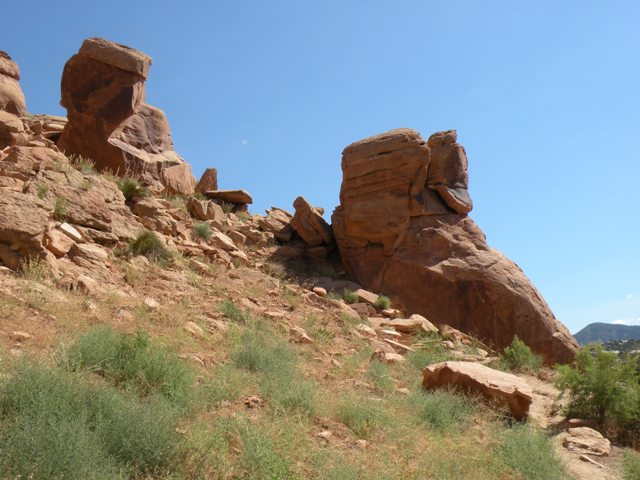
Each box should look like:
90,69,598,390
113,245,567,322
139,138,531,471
58,38,194,194
333,128,577,364
423,361,533,419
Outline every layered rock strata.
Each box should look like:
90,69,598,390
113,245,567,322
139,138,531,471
332,128,577,364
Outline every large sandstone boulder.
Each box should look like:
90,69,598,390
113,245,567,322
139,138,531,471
0,51,26,116
423,361,533,419
291,196,333,247
333,128,577,364
57,38,194,195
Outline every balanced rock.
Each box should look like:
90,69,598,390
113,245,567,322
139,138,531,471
58,38,194,195
195,168,218,193
0,51,26,116
333,128,577,364
423,361,533,419
291,196,333,247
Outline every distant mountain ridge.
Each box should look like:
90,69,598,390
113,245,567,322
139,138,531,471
574,322,640,344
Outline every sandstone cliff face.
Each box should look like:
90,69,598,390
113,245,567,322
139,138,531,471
332,128,577,364
58,38,194,195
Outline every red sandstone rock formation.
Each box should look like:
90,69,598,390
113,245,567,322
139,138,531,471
58,38,194,195
332,128,577,364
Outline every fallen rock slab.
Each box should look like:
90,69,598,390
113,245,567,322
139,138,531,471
422,361,533,420
561,427,611,457
205,189,252,204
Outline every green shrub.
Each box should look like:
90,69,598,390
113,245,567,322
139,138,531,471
342,289,359,304
235,419,296,480
202,363,253,405
496,424,566,480
231,327,316,415
63,327,195,409
407,338,454,370
36,183,49,199
623,450,640,480
499,335,542,372
129,230,170,261
19,257,49,282
220,201,234,214
556,344,640,425
218,299,251,324
368,359,394,392
117,176,147,201
70,154,96,174
373,295,391,310
0,362,181,479
53,196,69,220
192,221,213,241
410,389,476,432
336,396,387,438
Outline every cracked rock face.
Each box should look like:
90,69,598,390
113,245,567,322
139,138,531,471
57,38,194,195
332,128,577,364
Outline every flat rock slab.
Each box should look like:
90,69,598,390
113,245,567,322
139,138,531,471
422,361,533,420
205,189,253,204
79,37,151,78
560,427,611,457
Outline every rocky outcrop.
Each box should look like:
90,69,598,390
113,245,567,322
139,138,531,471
333,128,577,364
291,196,333,247
57,38,194,195
423,361,533,419
0,51,26,117
0,51,28,148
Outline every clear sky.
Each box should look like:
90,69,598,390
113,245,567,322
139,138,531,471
3,1,639,333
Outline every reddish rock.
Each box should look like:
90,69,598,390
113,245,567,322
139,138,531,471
423,361,533,419
291,196,333,247
195,168,218,193
333,128,577,365
0,51,26,116
58,38,193,194
205,189,253,205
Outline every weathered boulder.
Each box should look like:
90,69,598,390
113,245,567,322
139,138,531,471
205,189,252,205
57,38,194,195
0,190,49,260
291,196,333,247
333,128,577,364
559,427,611,457
423,361,533,419
0,51,27,116
0,110,26,148
195,168,218,193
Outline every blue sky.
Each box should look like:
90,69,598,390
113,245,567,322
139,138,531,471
4,1,639,333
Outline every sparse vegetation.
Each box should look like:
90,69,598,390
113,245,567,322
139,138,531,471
53,196,69,220
623,450,640,480
220,201,234,213
0,361,182,479
218,299,251,324
410,389,476,432
495,424,566,480
129,230,170,262
374,295,391,310
36,183,49,199
19,257,49,282
70,154,96,174
499,335,542,372
117,176,148,201
192,221,213,241
342,288,359,304
336,395,388,438
62,327,195,409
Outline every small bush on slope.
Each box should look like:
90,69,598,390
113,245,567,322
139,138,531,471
336,395,389,439
556,343,640,426
117,176,147,201
342,289,359,304
0,362,180,479
231,324,316,415
373,295,391,310
410,389,477,432
496,424,566,480
192,221,213,241
499,335,542,372
63,327,195,410
129,230,170,262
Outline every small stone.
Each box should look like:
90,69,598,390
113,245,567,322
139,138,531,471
381,308,401,318
312,286,327,297
396,387,410,395
59,222,83,242
290,326,314,344
354,288,379,305
10,331,31,342
144,297,160,310
355,439,368,449
317,430,333,440
355,324,377,337
443,340,456,350
244,395,264,409
373,351,405,364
